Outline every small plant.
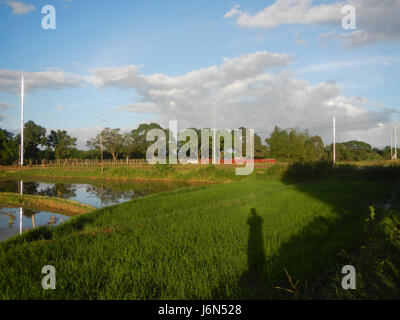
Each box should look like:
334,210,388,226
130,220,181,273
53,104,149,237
368,205,375,221
275,268,300,299
154,162,174,176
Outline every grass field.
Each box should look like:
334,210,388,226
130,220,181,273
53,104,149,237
0,176,395,299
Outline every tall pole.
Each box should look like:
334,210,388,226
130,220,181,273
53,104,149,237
213,103,216,164
395,121,397,160
333,117,336,163
391,125,393,160
20,75,24,167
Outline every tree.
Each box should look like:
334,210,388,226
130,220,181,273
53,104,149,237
266,126,325,161
325,140,382,162
121,132,135,163
46,130,77,159
16,120,47,162
87,128,123,161
130,123,166,158
0,129,18,165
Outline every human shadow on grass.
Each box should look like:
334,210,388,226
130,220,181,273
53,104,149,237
212,208,269,299
239,208,268,298
213,163,397,299
212,207,366,299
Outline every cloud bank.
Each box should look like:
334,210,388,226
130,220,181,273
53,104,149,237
87,51,395,146
0,68,84,94
224,0,400,47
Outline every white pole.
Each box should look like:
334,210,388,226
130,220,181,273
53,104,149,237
213,103,216,164
394,121,397,160
20,75,24,167
19,207,23,234
19,180,23,234
391,124,393,160
333,117,336,163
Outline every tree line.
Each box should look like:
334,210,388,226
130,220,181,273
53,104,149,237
0,120,393,165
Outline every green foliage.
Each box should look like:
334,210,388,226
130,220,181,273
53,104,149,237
21,120,47,162
308,206,400,299
0,121,395,165
87,128,124,161
153,162,174,176
326,140,382,162
130,123,167,159
266,126,324,162
0,129,18,165
282,161,400,182
46,130,77,159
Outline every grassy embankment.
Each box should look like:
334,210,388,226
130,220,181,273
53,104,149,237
0,161,290,184
1,160,399,299
0,193,95,216
0,164,256,183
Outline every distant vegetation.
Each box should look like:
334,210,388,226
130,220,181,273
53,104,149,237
0,121,394,166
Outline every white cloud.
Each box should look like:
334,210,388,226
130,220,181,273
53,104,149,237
225,0,342,28
224,0,400,47
0,102,11,122
0,68,85,94
87,51,395,147
5,1,35,15
299,56,391,73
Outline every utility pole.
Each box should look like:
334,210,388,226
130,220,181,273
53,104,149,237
20,75,24,167
395,121,398,160
333,117,336,163
213,103,216,164
100,134,104,172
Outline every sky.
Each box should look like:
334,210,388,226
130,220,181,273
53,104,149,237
0,0,400,148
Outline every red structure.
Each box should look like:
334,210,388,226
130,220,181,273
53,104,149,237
199,159,276,164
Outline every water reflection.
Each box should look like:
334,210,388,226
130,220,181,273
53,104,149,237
0,178,190,208
0,178,192,241
0,206,67,241
19,180,23,235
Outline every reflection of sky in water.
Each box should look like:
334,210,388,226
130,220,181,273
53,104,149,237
0,179,189,241
69,185,132,208
0,179,186,209
0,207,68,242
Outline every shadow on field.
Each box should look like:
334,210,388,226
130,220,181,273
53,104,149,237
240,208,268,294
213,162,398,299
234,205,361,299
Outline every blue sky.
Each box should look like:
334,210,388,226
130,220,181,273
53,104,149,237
1,0,399,147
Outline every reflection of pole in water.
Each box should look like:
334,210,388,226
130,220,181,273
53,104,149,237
19,180,23,234
19,207,23,234
100,184,103,208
